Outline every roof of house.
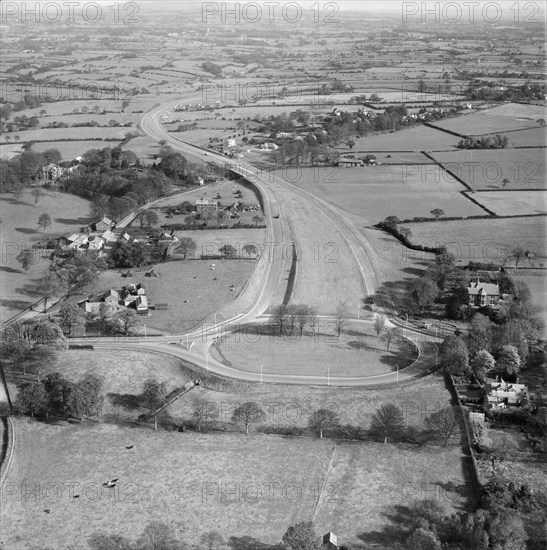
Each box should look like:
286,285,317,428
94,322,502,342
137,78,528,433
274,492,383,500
468,280,500,296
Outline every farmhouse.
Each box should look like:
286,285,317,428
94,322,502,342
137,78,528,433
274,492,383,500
486,378,529,409
195,198,221,212
79,283,149,318
467,280,500,307
41,163,64,182
92,216,113,232
336,158,364,168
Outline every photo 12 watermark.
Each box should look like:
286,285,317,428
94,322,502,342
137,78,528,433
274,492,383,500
200,479,340,504
1,1,140,24
401,2,542,24
201,1,340,24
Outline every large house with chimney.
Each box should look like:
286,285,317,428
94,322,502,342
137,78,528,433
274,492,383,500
468,280,500,307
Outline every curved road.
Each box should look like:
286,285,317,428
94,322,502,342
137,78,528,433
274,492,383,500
70,97,442,386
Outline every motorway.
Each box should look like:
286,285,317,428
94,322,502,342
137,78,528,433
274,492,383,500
72,97,441,386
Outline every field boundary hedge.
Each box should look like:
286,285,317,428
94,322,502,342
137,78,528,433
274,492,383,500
446,372,482,505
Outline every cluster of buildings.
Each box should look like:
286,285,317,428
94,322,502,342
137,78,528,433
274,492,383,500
56,216,121,252
78,282,149,318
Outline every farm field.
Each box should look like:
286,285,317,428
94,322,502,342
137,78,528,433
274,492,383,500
170,228,266,258
80,259,257,334
429,148,546,190
428,103,546,135
398,217,547,265
277,166,486,222
214,322,417,378
497,127,546,147
2,419,470,549
0,126,132,143
350,125,461,151
468,190,547,216
0,191,93,322
507,270,547,335
345,151,433,165
31,140,118,161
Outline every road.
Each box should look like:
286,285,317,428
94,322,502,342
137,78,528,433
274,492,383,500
72,97,440,386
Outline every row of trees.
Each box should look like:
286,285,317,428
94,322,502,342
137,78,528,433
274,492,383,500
189,395,459,448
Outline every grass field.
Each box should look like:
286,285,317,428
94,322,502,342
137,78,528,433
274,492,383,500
429,103,546,136
278,166,485,222
351,125,461,151
468,191,547,216
0,126,132,144
399,217,547,265
430,148,546,191
31,140,120,161
214,321,417,378
0,191,93,322
80,259,257,334
497,127,546,148
2,417,470,549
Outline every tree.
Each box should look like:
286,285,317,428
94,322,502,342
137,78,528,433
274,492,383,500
382,327,399,352
242,243,258,257
193,397,214,431
487,510,527,550
334,302,350,336
430,208,444,220
252,214,263,227
271,304,288,336
37,212,52,232
39,272,67,312
15,249,35,272
141,378,169,411
406,528,441,550
369,403,405,443
471,350,495,383
440,335,469,376
30,320,68,350
282,521,317,550
374,314,386,338
295,304,316,335
468,314,493,356
31,187,43,205
110,309,141,335
137,209,159,228
43,148,61,164
200,531,224,550
406,277,439,314
76,373,104,420
174,237,196,259
0,325,31,373
506,245,527,268
425,406,459,447
110,241,149,268
232,401,264,435
308,408,339,439
16,381,48,417
219,244,237,258
59,301,85,335
495,345,521,377
136,521,179,550
399,226,412,240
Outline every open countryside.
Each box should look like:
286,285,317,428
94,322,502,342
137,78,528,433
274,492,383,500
0,3,545,550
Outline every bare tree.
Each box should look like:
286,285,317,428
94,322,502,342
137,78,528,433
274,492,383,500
374,314,386,338
308,408,339,439
425,406,459,447
334,302,350,336
382,327,399,352
232,402,264,435
200,531,224,550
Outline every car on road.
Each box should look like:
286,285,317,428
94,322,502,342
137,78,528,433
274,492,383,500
204,152,209,156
